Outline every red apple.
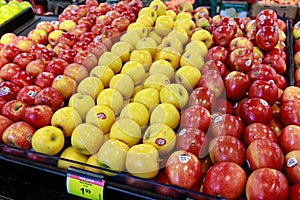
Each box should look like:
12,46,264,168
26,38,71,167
205,45,229,65
13,36,35,53
228,48,254,73
57,32,78,48
34,87,64,112
0,81,21,101
16,85,42,106
290,182,300,200
262,54,286,75
70,24,89,40
213,25,236,47
248,80,278,106
200,59,227,79
197,73,224,98
13,52,36,70
57,49,77,64
0,115,13,143
256,9,278,23
0,63,23,81
213,97,233,114
73,50,98,71
23,105,53,129
256,25,279,51
34,72,55,89
229,36,253,52
111,17,131,32
78,16,95,30
1,100,28,122
0,55,9,69
10,71,35,88
283,150,300,184
203,161,246,200
72,41,89,53
280,100,300,126
53,43,71,56
279,124,300,154
35,48,56,63
294,39,300,53
224,71,251,101
45,58,69,76
256,17,277,31
35,21,55,35
245,168,289,200
155,169,179,198
25,60,46,78
265,48,286,62
79,32,97,44
187,86,216,112
0,43,23,62
127,0,143,16
86,41,107,59
120,10,136,23
248,63,278,84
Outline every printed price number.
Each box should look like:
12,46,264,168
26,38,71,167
66,167,105,200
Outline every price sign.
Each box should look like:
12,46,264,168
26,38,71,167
66,167,105,200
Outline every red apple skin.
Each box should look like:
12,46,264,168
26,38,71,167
203,161,246,200
180,105,211,133
245,168,289,200
13,52,36,70
210,113,245,139
280,100,300,127
248,80,278,106
86,41,107,59
263,54,286,75
187,86,217,112
290,182,300,200
34,72,56,89
279,125,300,154
57,32,78,48
45,58,69,76
16,85,42,106
224,71,251,101
176,127,208,159
0,44,22,62
0,55,9,69
213,97,233,114
256,26,279,51
201,59,227,79
228,36,253,52
209,135,245,166
1,99,28,122
197,73,224,98
213,25,236,47
0,81,21,101
2,121,35,149
23,105,53,129
281,86,300,103
25,60,46,78
0,63,23,81
205,45,229,64
243,122,278,148
248,63,278,84
10,71,35,88
246,139,284,171
239,98,272,125
228,47,254,73
63,63,89,83
34,87,64,112
0,115,13,143
155,169,179,198
73,50,98,71
0,97,6,111
283,150,300,184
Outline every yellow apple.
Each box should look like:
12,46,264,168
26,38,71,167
133,87,160,110
59,19,76,32
191,29,213,48
121,61,146,86
184,40,208,57
71,123,104,155
110,41,134,63
89,65,115,88
120,31,141,48
85,105,115,134
96,88,124,115
253,46,264,61
143,73,170,91
51,75,77,100
110,118,142,147
138,7,157,21
167,28,189,45
174,18,196,37
127,22,148,39
175,65,202,91
119,102,149,128
154,15,174,36
129,49,153,71
85,154,102,174
68,92,95,119
97,139,129,175
148,30,162,45
136,14,155,28
31,126,65,156
165,9,176,20
150,102,180,129
136,37,158,58
143,123,176,155
126,143,159,179
176,11,192,21
58,146,88,170
180,51,205,70
77,76,104,100
51,107,82,137
161,35,183,54
149,59,174,80
98,52,122,74
160,83,189,110
109,73,135,100
48,29,64,47
149,0,166,16
155,47,181,70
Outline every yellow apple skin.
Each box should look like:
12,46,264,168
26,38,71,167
85,105,115,134
68,92,95,119
58,146,88,170
143,123,176,155
149,0,166,16
59,19,76,32
174,18,196,37
165,10,176,20
109,74,135,100
149,59,174,80
176,11,193,21
85,154,102,174
143,73,170,92
133,87,160,110
89,65,115,88
154,15,174,36
97,139,129,175
127,22,148,39
48,29,64,47
155,47,181,70
121,61,146,86
148,30,162,45
150,102,180,130
185,40,208,57
161,35,183,54
180,51,205,70
77,76,104,100
138,7,157,21
119,102,149,128
130,49,153,72
168,28,189,45
160,83,189,110
110,41,134,63
51,75,77,100
98,52,122,74
110,118,141,147
96,88,124,115
175,65,202,91
120,31,141,48
191,29,213,49
126,143,159,179
51,107,82,137
71,123,104,155
136,14,155,28
31,126,65,156
136,37,158,59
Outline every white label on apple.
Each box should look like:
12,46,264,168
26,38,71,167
179,153,191,164
0,86,9,96
214,115,223,123
178,128,187,136
260,99,268,107
287,157,297,168
245,59,252,67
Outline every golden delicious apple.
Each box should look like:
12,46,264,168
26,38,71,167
180,51,205,70
85,154,102,174
191,29,213,48
58,146,88,170
109,73,135,100
165,9,176,20
155,47,181,70
31,126,65,156
127,22,148,39
110,118,142,147
149,59,174,80
120,31,141,48
121,61,146,86
133,87,160,110
136,14,155,28
110,41,134,63
185,40,208,57
68,92,95,119
161,35,183,54
129,49,153,71
148,30,162,45
175,11,192,21
59,19,76,32
97,139,129,175
149,0,166,16
167,28,189,45
51,107,82,137
175,65,202,91
71,123,104,155
89,65,115,88
77,76,104,100
96,88,124,115
143,73,170,91
154,15,174,36
126,143,159,179
174,18,196,37
98,52,122,73
138,7,158,21
160,83,189,110
150,102,180,129
136,37,158,58
143,123,176,155
85,105,115,134
119,102,149,128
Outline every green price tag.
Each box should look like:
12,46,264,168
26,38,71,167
66,167,105,200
